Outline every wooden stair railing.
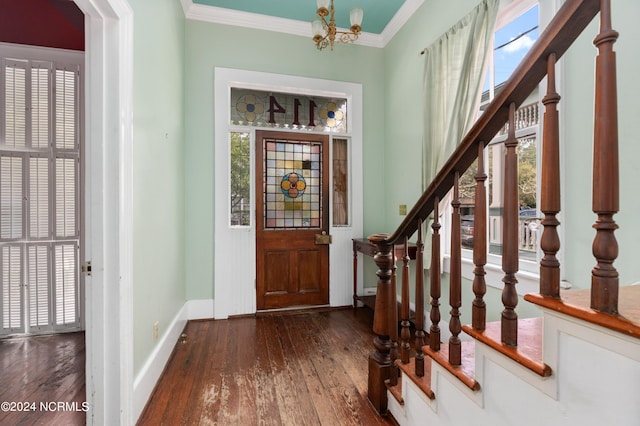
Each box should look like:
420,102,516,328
367,0,618,414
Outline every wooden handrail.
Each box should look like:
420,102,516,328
379,0,600,248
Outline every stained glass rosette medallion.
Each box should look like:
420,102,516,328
264,139,322,229
231,88,347,133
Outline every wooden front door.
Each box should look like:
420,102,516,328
256,131,330,310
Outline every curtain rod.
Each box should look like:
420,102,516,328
419,25,538,56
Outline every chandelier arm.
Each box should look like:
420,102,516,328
312,0,362,51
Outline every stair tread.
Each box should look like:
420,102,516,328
385,377,404,405
462,317,552,377
525,286,640,339
396,357,435,400
423,341,479,391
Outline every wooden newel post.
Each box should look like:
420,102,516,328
367,233,394,414
591,0,619,314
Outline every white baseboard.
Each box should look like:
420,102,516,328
132,305,187,422
132,299,215,422
186,298,215,320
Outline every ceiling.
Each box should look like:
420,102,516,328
185,0,425,48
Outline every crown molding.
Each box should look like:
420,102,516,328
181,0,424,49
380,0,425,46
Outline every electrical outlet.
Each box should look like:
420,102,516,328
399,204,407,215
153,321,159,341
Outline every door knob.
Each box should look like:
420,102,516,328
314,231,332,245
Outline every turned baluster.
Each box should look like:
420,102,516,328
540,53,562,298
400,237,411,365
472,142,487,331
449,172,462,366
591,0,619,314
414,219,426,377
367,234,393,413
502,103,519,347
429,198,441,352
388,250,399,386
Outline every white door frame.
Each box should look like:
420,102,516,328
214,68,363,319
73,0,134,424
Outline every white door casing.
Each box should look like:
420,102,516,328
72,0,134,424
214,68,363,318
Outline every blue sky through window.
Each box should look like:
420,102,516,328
484,4,539,92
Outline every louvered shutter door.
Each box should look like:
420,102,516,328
53,66,79,329
1,55,81,336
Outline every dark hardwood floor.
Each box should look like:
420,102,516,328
138,307,396,426
0,331,86,425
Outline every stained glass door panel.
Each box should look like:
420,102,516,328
263,139,322,229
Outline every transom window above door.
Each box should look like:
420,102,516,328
230,88,347,133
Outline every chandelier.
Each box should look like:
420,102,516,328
311,0,364,51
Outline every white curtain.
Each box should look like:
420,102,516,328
422,0,499,189
421,0,499,266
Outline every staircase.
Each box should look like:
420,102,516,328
366,1,640,424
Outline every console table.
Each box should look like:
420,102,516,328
352,238,418,309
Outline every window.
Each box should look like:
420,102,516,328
1,48,82,336
458,1,541,272
230,132,251,227
486,107,539,263
483,3,540,101
332,138,349,226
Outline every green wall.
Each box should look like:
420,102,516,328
131,0,186,373
183,21,386,301
383,0,482,230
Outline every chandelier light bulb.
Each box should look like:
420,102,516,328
316,0,330,17
312,19,324,41
350,7,363,33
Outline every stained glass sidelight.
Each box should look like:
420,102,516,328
263,138,322,229
332,138,349,226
